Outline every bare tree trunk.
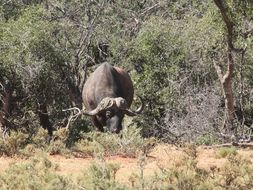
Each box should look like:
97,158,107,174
213,0,238,135
222,53,235,130
213,57,235,133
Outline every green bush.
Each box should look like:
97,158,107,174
72,127,156,158
0,155,76,190
0,131,28,156
46,128,70,156
196,134,220,146
129,152,213,190
79,159,127,190
130,149,253,190
30,128,49,149
217,147,237,158
0,144,253,189
0,128,72,157
218,154,253,189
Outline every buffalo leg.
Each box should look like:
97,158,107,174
37,103,53,136
92,117,104,132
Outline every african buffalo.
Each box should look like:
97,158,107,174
82,62,143,133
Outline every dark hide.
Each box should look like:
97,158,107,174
82,63,134,133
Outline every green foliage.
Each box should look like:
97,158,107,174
0,0,253,147
0,131,28,156
0,128,69,157
73,126,154,158
79,160,126,190
34,128,70,156
0,156,76,190
1,5,53,66
65,119,92,147
129,151,213,189
196,134,220,146
129,148,253,190
30,128,49,148
131,16,184,101
0,126,154,158
217,147,237,158
0,144,253,189
218,154,253,189
0,0,43,20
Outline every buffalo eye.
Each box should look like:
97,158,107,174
106,111,113,118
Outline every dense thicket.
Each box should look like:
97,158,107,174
0,0,253,144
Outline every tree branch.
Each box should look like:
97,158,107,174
62,107,83,129
212,60,223,83
139,3,160,18
213,0,234,50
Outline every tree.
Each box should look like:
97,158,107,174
212,0,253,139
1,0,253,144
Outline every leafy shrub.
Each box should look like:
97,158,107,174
127,147,253,190
0,155,76,190
46,128,70,156
0,131,28,156
72,127,156,158
217,147,237,158
47,140,69,156
79,159,126,190
196,134,220,146
0,143,253,189
30,128,49,149
71,138,104,158
0,128,73,157
129,151,213,190
218,154,253,189
65,119,92,147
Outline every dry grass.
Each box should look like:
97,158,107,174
0,144,253,188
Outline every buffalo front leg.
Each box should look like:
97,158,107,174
92,116,104,132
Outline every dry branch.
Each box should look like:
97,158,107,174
140,3,160,17
202,143,253,149
62,107,83,129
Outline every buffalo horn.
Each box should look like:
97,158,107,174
124,95,144,116
82,97,115,116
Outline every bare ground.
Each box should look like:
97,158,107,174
0,144,252,185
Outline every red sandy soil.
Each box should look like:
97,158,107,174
0,144,252,185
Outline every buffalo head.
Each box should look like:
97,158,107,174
82,96,144,133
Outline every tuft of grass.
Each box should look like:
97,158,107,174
219,154,253,189
132,147,253,190
196,134,220,145
183,143,197,158
217,147,237,158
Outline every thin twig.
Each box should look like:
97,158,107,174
62,107,83,129
140,3,160,17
